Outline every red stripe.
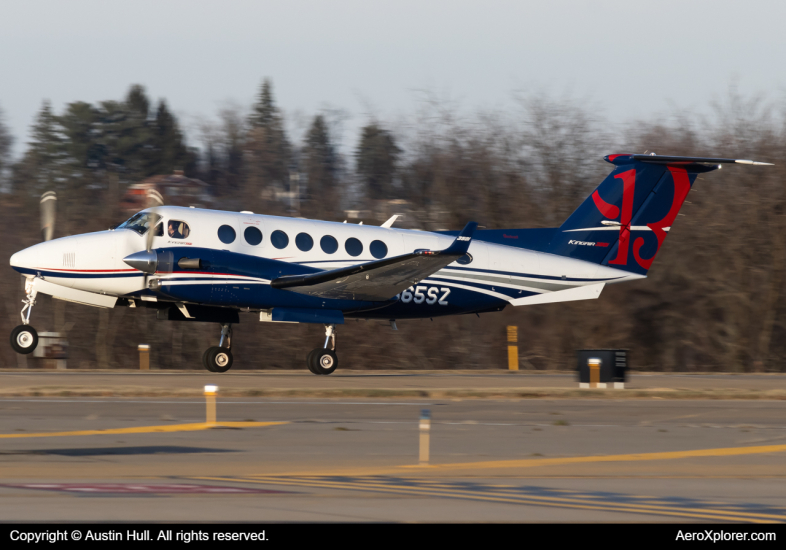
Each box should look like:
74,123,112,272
35,268,137,273
166,271,257,277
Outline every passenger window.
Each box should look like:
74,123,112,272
345,238,363,257
320,235,338,254
296,233,314,251
370,240,388,259
218,225,236,244
457,253,473,265
271,230,289,249
167,220,191,239
244,226,263,246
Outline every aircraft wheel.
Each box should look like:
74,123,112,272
312,348,338,375
202,348,217,372
10,325,38,355
206,346,233,373
306,349,319,374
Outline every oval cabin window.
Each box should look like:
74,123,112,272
271,230,289,249
320,235,338,254
457,253,473,265
345,238,363,257
370,240,388,259
217,225,236,244
296,233,314,251
244,226,263,246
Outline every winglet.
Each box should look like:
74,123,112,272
442,221,477,255
381,214,400,228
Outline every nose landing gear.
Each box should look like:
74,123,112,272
306,324,339,375
10,278,39,355
202,323,233,373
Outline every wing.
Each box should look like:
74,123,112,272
270,222,477,301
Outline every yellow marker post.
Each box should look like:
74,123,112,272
138,344,150,371
204,385,218,424
507,326,518,371
419,409,430,466
588,358,601,388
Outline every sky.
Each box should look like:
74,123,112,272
1,0,784,157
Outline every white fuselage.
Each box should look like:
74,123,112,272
10,206,642,312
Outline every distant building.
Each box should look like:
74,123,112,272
119,171,213,215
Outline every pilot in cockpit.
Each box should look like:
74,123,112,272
168,220,189,239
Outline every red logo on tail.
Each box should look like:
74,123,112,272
594,167,690,270
632,166,691,269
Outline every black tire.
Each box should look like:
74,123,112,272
206,346,233,373
10,325,38,355
306,349,319,374
312,348,338,375
202,348,217,372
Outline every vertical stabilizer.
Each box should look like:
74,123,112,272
547,154,723,275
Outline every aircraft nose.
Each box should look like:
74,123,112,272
9,247,38,272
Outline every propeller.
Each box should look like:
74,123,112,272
40,191,56,242
145,207,159,254
122,207,165,290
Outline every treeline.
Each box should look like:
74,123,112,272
1,82,785,372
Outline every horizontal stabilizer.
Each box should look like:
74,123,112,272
509,283,605,306
606,154,773,166
271,222,477,301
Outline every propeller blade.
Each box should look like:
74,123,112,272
146,207,160,253
40,191,57,242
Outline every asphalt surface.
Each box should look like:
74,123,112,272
1,380,785,522
1,369,785,399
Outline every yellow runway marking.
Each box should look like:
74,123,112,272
194,475,785,523
0,421,287,438
398,443,786,472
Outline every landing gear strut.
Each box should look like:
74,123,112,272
202,323,233,373
10,278,39,354
306,324,338,375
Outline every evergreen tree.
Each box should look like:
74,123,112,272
150,99,188,175
247,78,291,192
356,123,400,201
251,79,276,129
0,105,13,191
57,101,102,174
125,84,150,120
303,115,338,215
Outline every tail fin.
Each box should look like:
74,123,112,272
548,154,768,275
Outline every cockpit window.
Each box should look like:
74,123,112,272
167,220,191,239
117,212,162,235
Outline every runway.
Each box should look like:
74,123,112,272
1,369,785,399
1,383,785,522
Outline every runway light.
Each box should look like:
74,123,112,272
419,409,431,466
204,386,218,424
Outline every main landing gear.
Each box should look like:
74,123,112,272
10,278,39,355
306,324,338,375
202,323,233,373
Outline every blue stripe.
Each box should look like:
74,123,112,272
425,276,532,299
441,265,623,282
13,267,143,279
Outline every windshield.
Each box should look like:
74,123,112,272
117,212,162,236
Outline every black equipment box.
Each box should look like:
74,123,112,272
577,349,628,384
